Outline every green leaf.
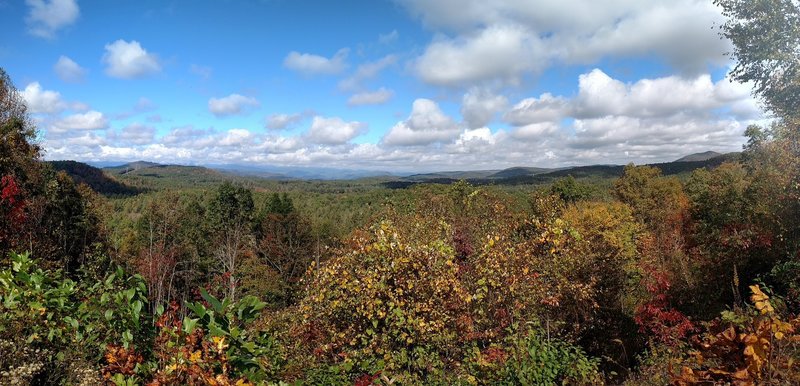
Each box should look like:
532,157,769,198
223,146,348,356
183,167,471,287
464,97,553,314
105,309,114,321
200,288,223,313
64,316,79,329
132,300,143,323
124,288,136,302
208,321,226,337
186,302,207,319
182,317,199,334
122,330,133,348
105,273,116,286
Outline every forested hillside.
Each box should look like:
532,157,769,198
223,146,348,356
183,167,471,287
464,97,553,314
2,0,800,385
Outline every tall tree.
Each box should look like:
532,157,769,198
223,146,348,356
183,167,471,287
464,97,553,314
208,182,254,301
254,193,314,306
715,0,800,119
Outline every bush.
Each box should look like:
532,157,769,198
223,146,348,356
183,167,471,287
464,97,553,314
0,251,149,384
499,328,602,385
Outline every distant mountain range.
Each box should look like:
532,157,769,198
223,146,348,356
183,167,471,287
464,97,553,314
56,151,740,195
383,152,741,188
674,151,722,162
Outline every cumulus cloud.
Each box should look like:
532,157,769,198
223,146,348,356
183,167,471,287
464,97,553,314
401,0,730,86
461,88,508,128
348,88,394,106
572,69,756,119
496,68,762,162
255,135,303,154
504,93,570,126
383,99,460,146
511,122,560,140
283,48,349,76
339,54,397,91
103,40,161,79
219,129,255,147
50,111,109,133
208,94,260,117
415,24,542,86
451,127,501,153
502,69,762,126
107,123,156,145
265,112,313,130
306,116,366,145
22,82,66,114
53,56,86,82
25,0,79,39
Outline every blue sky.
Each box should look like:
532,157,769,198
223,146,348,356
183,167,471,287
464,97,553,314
1,0,765,172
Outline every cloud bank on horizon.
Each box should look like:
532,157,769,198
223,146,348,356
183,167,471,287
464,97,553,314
1,0,766,172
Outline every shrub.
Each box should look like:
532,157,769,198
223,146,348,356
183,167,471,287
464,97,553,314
0,251,150,384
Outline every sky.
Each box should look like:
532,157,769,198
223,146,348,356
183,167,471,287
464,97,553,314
0,0,767,172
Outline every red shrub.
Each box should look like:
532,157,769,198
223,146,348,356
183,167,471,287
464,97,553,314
635,265,694,344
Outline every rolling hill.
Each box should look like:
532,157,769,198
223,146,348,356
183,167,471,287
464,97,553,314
383,152,740,188
47,160,144,196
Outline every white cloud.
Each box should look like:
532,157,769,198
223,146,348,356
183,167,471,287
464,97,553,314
256,135,303,154
501,69,763,127
208,94,260,117
504,93,570,126
50,111,109,133
22,82,65,114
415,24,543,86
306,116,366,145
339,54,397,91
108,123,156,145
102,40,161,79
25,0,79,39
452,127,500,152
219,129,255,147
348,88,394,106
461,88,508,128
265,113,301,130
572,68,757,119
401,0,730,86
495,68,763,161
383,99,460,146
511,122,560,140
53,56,86,82
283,48,349,76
